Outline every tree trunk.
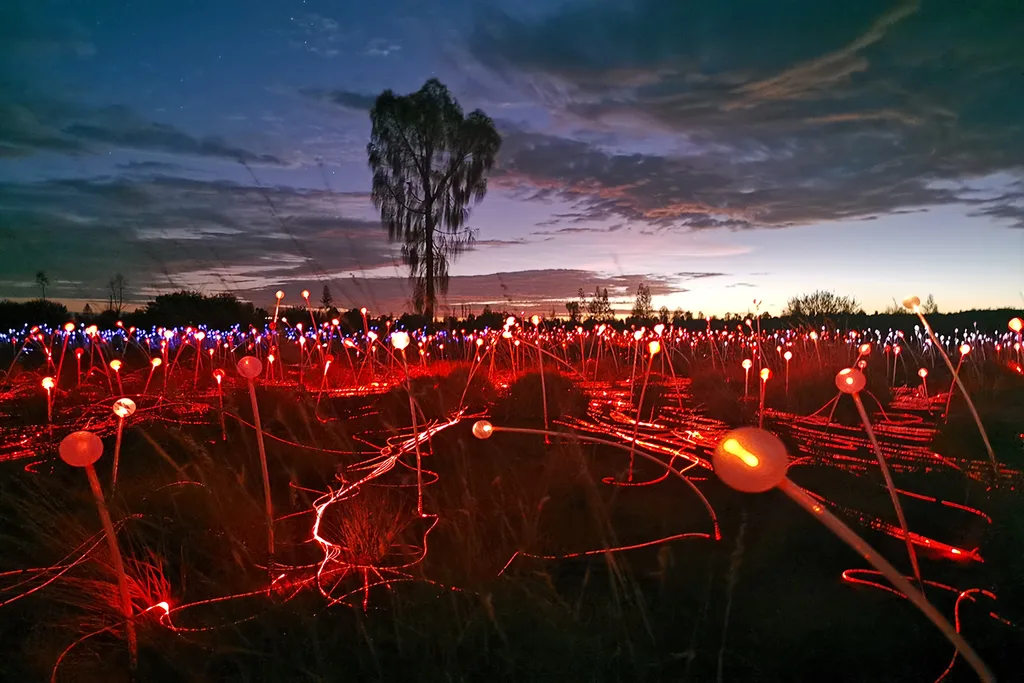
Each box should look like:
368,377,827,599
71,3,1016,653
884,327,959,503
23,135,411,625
425,223,434,322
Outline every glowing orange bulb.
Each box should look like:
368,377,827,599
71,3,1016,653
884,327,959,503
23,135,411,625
275,290,284,299
267,354,275,363
360,307,367,315
151,357,162,367
1010,317,1023,333
195,331,206,341
301,290,310,299
893,345,901,355
42,377,55,390
64,322,75,332
759,368,771,381
835,367,866,394
809,331,818,340
741,359,752,370
858,343,871,355
633,330,643,341
86,325,98,336
648,340,661,355
654,323,665,335
783,350,792,361
722,438,760,468
918,368,928,378
530,315,540,326
959,343,971,356
213,369,225,384
109,359,122,372
331,318,340,326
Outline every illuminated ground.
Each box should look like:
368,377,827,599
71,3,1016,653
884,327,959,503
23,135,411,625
1,321,1022,681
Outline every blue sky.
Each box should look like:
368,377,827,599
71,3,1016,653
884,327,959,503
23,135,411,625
1,0,1022,315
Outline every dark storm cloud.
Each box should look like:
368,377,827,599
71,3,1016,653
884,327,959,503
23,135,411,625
0,99,285,164
472,0,1024,230
300,88,378,112
0,176,393,301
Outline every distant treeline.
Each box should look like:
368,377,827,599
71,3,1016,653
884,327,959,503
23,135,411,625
0,292,1019,336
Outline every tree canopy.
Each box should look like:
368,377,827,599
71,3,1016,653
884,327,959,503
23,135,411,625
367,78,501,321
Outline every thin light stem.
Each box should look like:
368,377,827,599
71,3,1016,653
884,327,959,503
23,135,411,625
851,392,923,591
778,478,993,683
401,351,425,517
85,465,137,672
915,311,997,475
247,380,275,565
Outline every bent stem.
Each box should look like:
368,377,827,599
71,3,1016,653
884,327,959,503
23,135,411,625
85,465,137,672
247,379,275,567
778,478,993,683
400,351,425,517
915,311,997,476
850,392,924,591
112,417,125,491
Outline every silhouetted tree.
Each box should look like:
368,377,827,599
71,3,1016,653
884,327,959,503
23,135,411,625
107,273,127,315
587,287,612,320
133,291,265,328
658,306,670,324
320,285,334,312
783,290,862,317
367,78,502,321
631,283,653,321
35,271,49,300
923,294,939,314
0,298,68,328
565,300,581,321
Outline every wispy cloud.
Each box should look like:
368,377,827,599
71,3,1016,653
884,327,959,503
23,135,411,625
468,0,1024,231
0,99,285,164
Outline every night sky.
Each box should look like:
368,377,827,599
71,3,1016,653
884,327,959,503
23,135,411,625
1,0,1022,316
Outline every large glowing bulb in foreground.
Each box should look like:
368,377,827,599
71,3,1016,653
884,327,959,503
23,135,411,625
835,367,866,394
902,295,921,311
59,430,104,468
236,355,263,380
712,427,788,493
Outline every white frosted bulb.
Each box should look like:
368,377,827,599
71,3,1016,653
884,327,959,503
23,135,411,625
472,420,494,440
